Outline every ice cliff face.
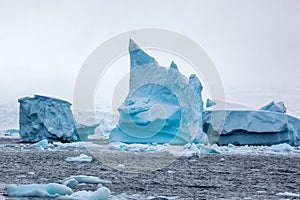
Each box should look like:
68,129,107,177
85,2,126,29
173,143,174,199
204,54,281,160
18,95,79,142
109,39,206,145
204,107,300,146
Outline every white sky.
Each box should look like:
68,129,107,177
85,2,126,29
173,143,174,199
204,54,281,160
0,0,300,108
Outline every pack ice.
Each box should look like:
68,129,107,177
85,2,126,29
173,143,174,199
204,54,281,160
109,39,206,145
18,95,79,142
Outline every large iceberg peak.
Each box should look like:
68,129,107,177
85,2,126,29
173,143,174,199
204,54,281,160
110,39,206,145
129,38,158,69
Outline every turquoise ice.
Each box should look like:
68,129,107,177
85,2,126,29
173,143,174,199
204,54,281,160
109,39,206,145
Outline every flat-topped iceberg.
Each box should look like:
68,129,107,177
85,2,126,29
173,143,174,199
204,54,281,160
18,95,79,142
204,102,300,146
109,39,206,145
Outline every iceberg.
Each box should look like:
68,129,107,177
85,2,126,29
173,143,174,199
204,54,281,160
109,39,206,145
204,105,300,146
18,95,79,143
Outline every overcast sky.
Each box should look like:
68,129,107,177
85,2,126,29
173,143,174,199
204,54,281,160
0,0,300,106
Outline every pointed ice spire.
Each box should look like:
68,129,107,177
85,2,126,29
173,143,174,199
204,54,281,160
170,61,178,70
189,74,204,110
129,39,158,69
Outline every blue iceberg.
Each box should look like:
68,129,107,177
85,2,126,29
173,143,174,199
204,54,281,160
109,39,206,145
204,103,300,146
18,95,79,142
109,39,300,146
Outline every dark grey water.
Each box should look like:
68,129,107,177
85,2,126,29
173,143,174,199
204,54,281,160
0,139,300,199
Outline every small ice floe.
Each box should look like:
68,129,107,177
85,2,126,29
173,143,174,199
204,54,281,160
276,191,300,197
63,178,79,188
16,175,26,179
256,190,267,194
34,139,50,147
59,187,110,200
65,154,93,162
32,139,55,150
269,143,295,152
54,141,88,149
62,175,111,187
5,183,73,197
116,164,125,169
276,192,300,197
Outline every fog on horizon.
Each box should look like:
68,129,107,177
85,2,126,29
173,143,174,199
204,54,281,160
0,0,299,109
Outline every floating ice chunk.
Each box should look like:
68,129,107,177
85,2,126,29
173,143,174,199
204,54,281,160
116,164,126,169
18,95,79,143
260,101,287,113
65,154,93,162
16,175,26,179
182,143,220,156
34,139,51,148
276,192,300,197
63,178,79,187
53,141,87,149
6,183,73,197
62,176,111,185
64,187,110,200
269,143,294,152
